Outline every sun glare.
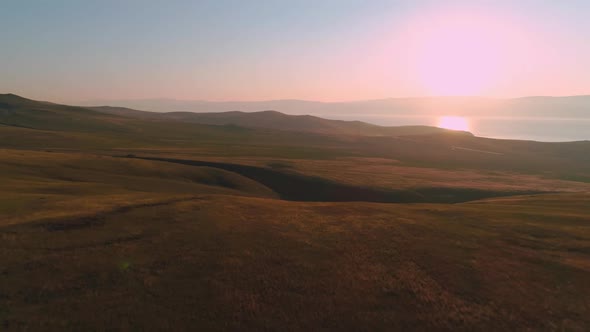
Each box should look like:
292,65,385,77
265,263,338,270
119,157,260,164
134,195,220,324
438,116,470,131
400,9,526,96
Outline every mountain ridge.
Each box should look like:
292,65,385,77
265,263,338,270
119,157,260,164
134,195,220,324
90,105,467,137
0,93,471,138
77,94,590,116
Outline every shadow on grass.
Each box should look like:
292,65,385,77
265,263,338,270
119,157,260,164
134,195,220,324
132,156,546,204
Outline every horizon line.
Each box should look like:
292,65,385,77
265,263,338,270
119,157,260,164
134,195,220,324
73,94,590,105
3,92,590,106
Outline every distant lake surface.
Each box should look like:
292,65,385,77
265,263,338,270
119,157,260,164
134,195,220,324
328,115,590,142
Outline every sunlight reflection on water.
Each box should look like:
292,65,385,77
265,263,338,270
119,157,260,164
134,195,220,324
330,115,590,142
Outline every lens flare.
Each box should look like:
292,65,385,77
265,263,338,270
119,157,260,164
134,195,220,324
438,116,470,131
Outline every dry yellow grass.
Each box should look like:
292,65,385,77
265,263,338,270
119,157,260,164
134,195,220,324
128,152,590,193
2,95,590,330
1,194,589,330
0,149,277,226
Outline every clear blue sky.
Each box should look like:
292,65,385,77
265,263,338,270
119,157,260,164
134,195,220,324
1,0,589,102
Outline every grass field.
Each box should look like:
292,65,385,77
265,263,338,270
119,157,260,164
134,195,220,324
1,193,589,330
1,95,589,330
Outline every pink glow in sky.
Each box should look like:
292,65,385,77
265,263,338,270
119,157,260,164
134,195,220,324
1,1,589,102
401,9,531,96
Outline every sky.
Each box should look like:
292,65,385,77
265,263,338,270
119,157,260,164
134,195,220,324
1,0,589,103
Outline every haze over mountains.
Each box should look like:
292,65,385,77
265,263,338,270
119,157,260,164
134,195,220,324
76,96,590,142
91,107,457,137
3,92,589,143
0,93,458,137
79,95,590,119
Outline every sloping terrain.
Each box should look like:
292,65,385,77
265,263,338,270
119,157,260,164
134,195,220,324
133,156,545,203
0,94,127,133
0,150,277,227
2,94,589,207
91,106,459,137
1,94,590,330
4,94,590,177
1,194,589,330
81,95,590,119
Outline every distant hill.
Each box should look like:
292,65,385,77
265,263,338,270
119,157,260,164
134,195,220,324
91,106,462,137
79,95,590,120
2,93,590,182
0,93,465,138
0,93,126,133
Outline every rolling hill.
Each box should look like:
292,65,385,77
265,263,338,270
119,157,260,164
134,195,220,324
0,94,127,133
80,95,590,119
90,106,460,137
1,93,590,330
2,93,590,180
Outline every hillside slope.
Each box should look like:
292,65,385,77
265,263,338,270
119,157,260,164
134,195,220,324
91,106,460,137
1,94,590,330
1,193,589,330
0,94,127,133
2,94,590,183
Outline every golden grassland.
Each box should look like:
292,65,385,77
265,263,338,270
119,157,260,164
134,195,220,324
1,95,590,330
1,192,589,330
0,149,276,226
0,147,589,330
128,152,590,193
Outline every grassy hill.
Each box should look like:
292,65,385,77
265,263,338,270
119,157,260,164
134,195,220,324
1,94,590,330
0,94,128,133
91,106,459,137
2,93,590,195
0,150,277,226
2,192,589,330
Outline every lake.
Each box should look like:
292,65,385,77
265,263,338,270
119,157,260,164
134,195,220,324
328,115,590,142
